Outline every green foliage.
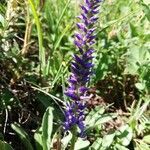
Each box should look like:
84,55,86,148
41,107,53,150
85,106,117,129
33,107,54,150
61,131,72,150
28,0,46,74
0,140,14,150
0,0,150,149
34,128,43,150
9,107,54,150
74,138,90,150
11,123,33,150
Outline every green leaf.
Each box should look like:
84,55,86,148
85,106,111,128
89,138,102,150
124,45,150,75
129,23,138,37
34,127,43,150
85,106,117,130
0,133,4,140
0,14,4,27
0,140,14,150
116,124,133,146
101,132,116,149
114,143,129,150
42,107,53,150
135,82,145,90
86,110,117,128
54,24,71,52
35,92,52,108
74,138,90,150
141,2,150,21
95,113,117,125
1,89,14,105
61,131,72,150
143,135,150,144
138,141,150,150
11,123,33,150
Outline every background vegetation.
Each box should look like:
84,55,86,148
0,0,150,149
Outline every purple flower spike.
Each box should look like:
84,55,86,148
63,0,102,137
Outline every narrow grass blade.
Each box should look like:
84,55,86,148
56,0,71,29
28,0,46,72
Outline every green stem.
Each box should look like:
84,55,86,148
70,127,77,150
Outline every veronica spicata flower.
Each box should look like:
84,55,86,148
64,0,102,137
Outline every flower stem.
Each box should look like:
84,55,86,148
70,127,77,150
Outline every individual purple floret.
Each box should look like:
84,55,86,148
64,0,102,136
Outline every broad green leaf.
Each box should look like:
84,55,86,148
116,124,133,146
135,83,145,90
74,138,90,150
138,141,150,150
95,113,117,125
101,132,116,149
120,6,130,15
0,140,14,150
11,123,33,150
124,63,138,75
61,131,72,150
114,143,129,150
34,127,43,150
42,107,53,150
143,135,150,144
124,45,150,75
129,23,138,37
89,138,102,150
0,14,4,26
35,92,52,108
85,106,117,129
85,106,105,127
1,89,15,105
